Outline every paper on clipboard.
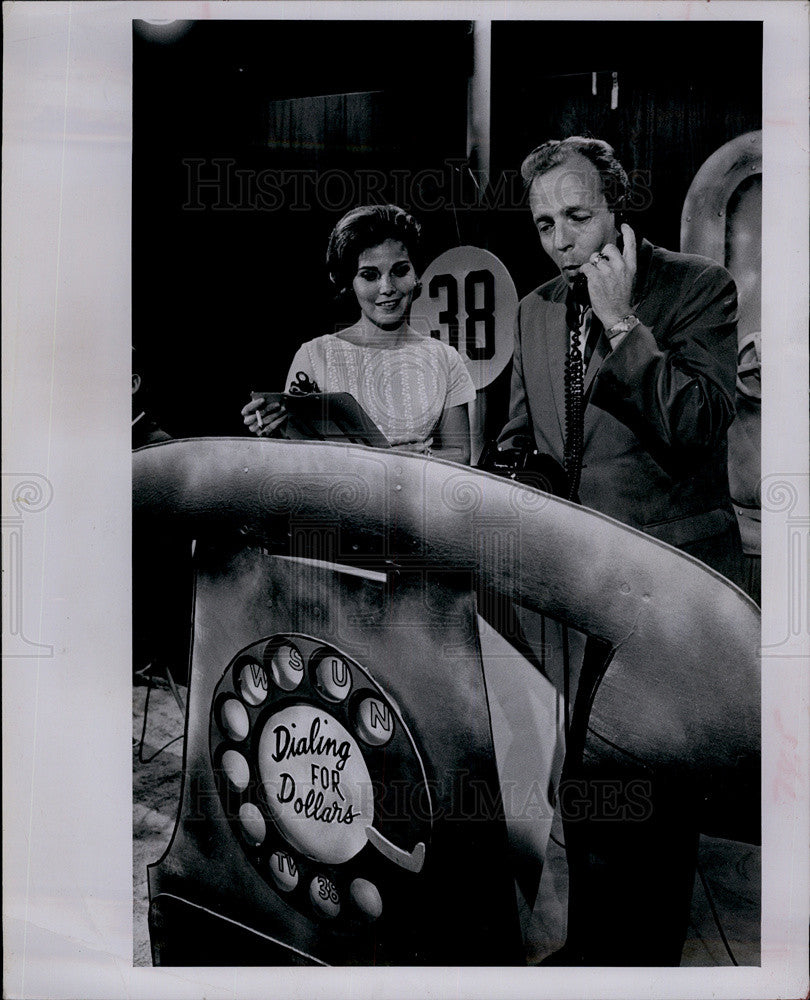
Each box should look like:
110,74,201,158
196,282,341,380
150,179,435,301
252,390,391,447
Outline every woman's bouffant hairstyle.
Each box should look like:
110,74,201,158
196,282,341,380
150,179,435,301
520,136,629,212
326,204,423,297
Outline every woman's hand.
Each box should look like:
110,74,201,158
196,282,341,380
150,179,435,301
241,395,288,437
431,404,471,465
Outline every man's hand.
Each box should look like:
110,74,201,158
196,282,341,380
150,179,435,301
580,223,637,331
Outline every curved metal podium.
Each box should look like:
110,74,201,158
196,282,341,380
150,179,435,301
134,438,760,966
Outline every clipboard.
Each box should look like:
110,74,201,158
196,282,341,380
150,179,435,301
254,391,391,448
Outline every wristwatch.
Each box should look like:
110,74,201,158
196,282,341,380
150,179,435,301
607,314,640,340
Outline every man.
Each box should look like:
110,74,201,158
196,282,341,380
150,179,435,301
499,136,743,581
132,360,171,450
499,137,744,965
131,351,187,686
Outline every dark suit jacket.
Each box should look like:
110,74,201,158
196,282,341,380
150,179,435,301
499,237,743,582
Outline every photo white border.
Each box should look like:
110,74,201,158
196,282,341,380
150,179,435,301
3,2,808,998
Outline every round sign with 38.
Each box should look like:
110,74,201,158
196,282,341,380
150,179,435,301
410,246,518,391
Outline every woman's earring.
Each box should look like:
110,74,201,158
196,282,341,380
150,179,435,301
413,280,423,300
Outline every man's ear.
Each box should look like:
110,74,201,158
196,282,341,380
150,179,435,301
132,373,142,395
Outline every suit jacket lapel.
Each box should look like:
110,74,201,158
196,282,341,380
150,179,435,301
542,291,569,445
583,326,608,445
583,317,606,396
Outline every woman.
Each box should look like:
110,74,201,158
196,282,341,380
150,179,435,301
241,204,474,463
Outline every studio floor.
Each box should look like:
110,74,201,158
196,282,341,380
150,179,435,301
133,680,760,968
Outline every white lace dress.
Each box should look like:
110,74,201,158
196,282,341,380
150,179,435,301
285,332,475,453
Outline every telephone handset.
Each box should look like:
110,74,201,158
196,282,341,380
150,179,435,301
137,438,760,966
570,222,626,307
570,271,591,307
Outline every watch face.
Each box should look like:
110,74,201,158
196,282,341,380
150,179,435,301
610,315,638,336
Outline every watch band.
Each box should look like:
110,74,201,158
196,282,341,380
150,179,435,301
607,313,640,340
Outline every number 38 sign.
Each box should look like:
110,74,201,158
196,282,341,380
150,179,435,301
410,246,518,391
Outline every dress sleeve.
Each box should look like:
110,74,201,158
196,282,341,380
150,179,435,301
444,343,477,408
284,341,317,392
590,262,738,473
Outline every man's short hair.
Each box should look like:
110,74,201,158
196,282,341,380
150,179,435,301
520,137,629,211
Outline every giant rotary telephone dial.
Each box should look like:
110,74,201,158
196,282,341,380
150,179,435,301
133,438,760,966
